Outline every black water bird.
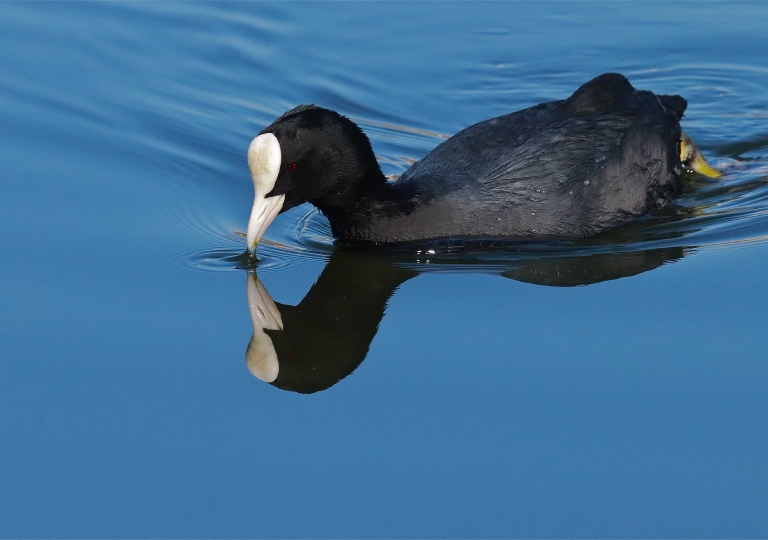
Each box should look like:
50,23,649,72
246,73,719,251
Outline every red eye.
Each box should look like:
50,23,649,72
286,162,297,172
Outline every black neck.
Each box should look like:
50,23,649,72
314,177,417,242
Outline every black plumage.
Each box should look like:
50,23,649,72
260,73,686,244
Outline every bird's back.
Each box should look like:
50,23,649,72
369,74,684,243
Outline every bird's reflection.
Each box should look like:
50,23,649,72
245,275,283,383
245,245,685,394
501,248,684,286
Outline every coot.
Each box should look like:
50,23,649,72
246,73,719,251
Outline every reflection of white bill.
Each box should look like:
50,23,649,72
245,273,283,383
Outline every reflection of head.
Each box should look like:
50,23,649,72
246,332,279,383
267,254,413,394
245,274,282,383
245,253,414,394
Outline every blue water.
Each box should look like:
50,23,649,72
2,2,768,537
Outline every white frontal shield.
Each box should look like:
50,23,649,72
246,133,285,253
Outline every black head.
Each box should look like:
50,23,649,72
259,105,385,213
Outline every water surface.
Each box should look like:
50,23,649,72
2,2,768,537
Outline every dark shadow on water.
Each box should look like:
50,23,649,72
500,247,684,286
245,244,686,394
